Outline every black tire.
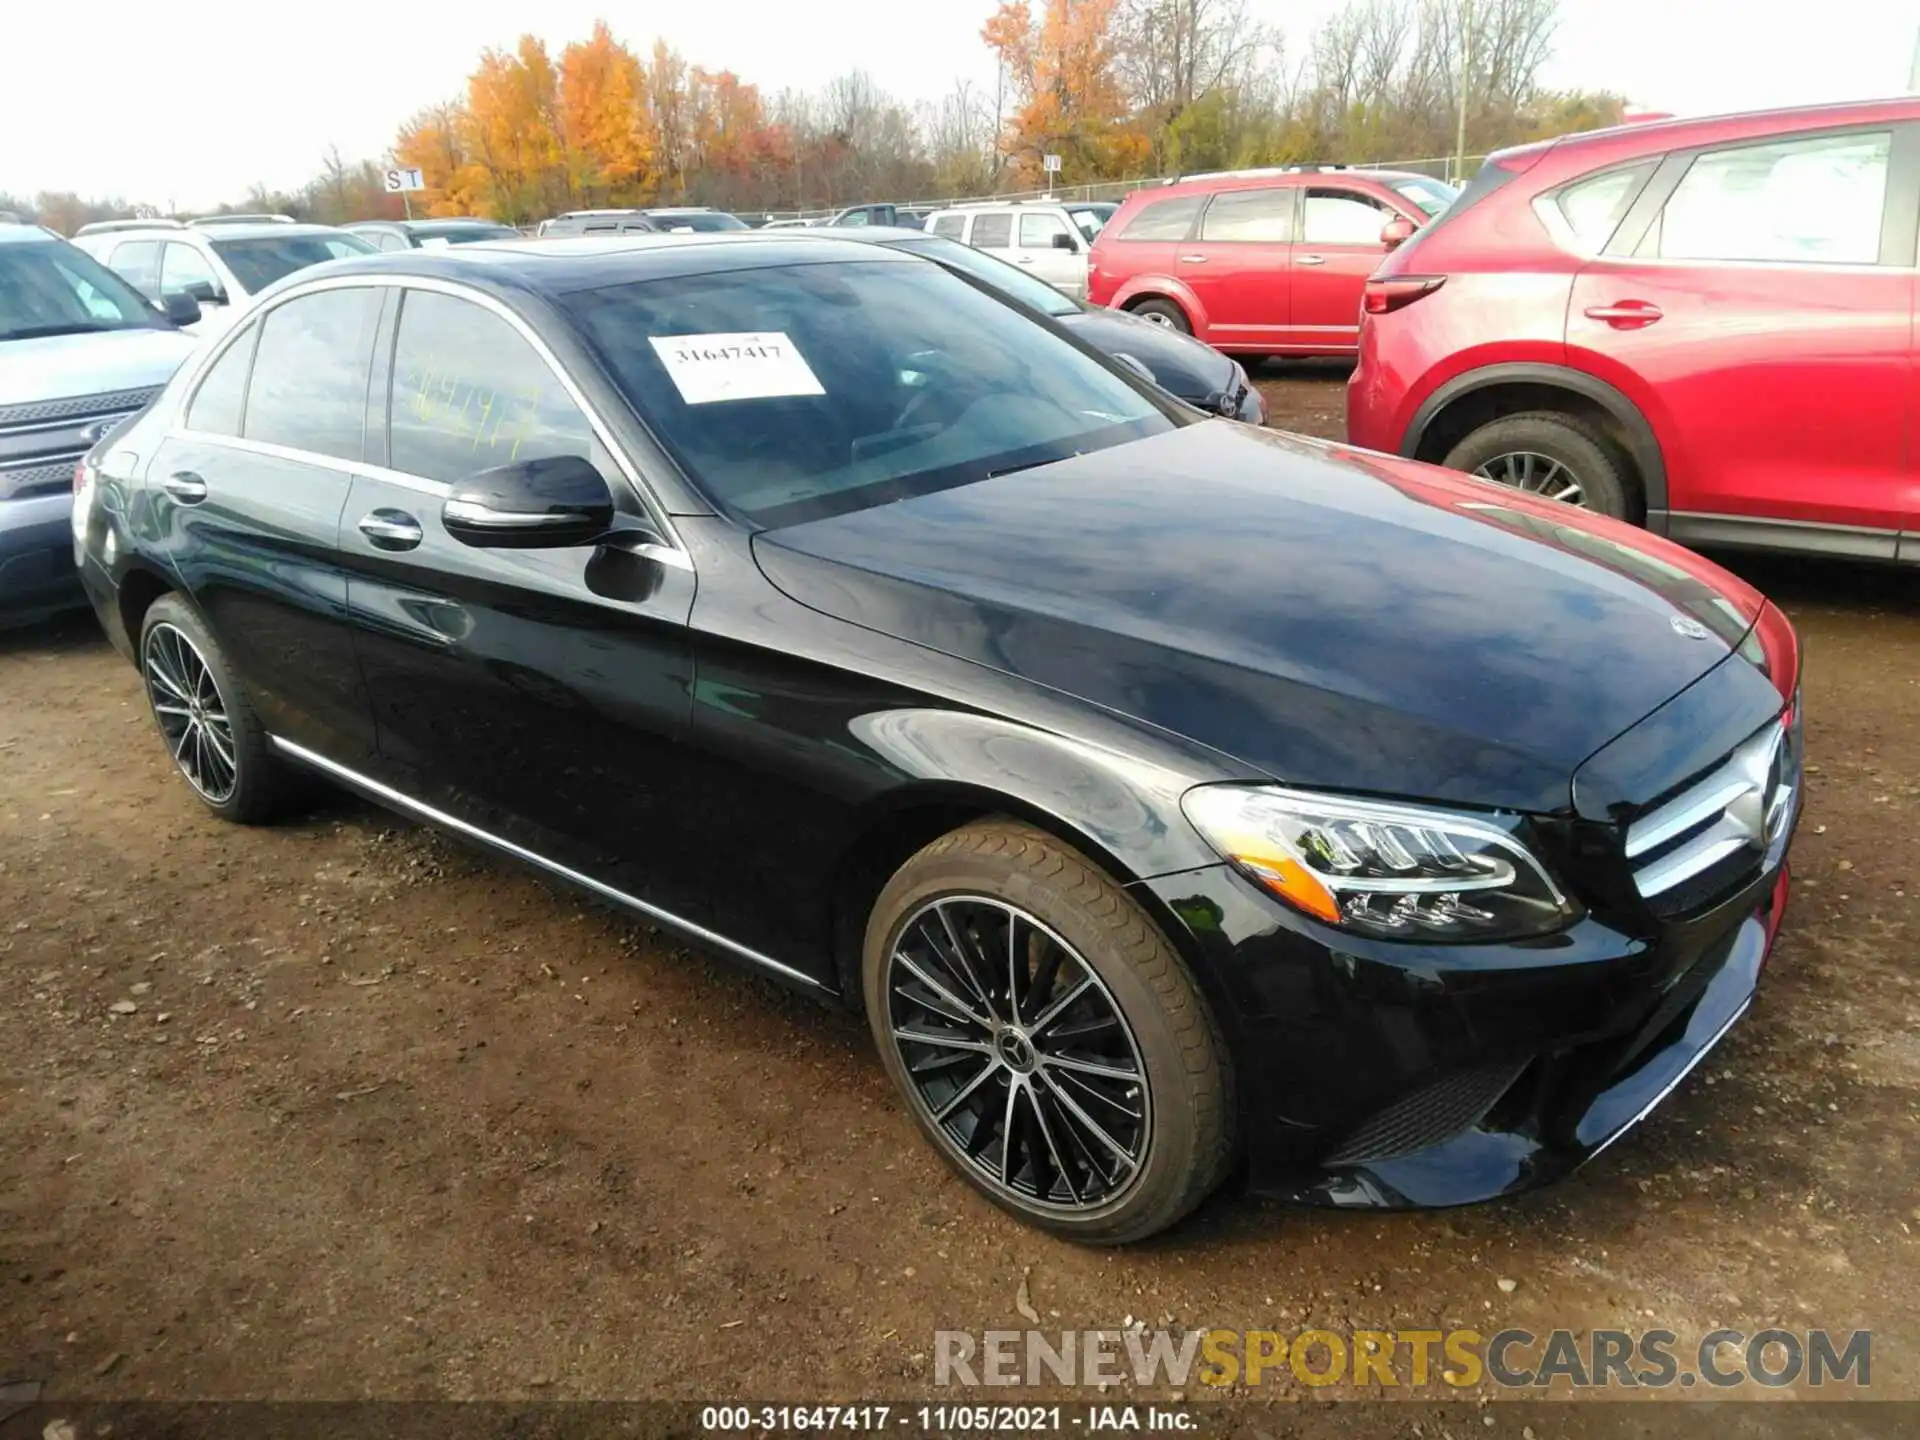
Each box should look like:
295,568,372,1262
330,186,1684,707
863,819,1233,1244
138,594,300,824
1128,298,1192,334
1441,410,1634,520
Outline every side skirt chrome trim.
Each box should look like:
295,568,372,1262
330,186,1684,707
268,735,831,994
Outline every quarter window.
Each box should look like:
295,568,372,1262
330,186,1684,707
107,240,162,296
1117,196,1203,242
1650,129,1891,264
243,288,381,462
1019,212,1076,249
1301,189,1394,245
970,213,1013,250
930,214,966,240
185,326,258,436
387,290,595,485
1547,164,1654,251
1199,189,1294,243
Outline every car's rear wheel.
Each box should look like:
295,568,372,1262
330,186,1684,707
1442,411,1632,520
862,820,1232,1243
1128,299,1191,334
139,595,298,823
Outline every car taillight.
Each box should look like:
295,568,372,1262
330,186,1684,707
1363,277,1445,314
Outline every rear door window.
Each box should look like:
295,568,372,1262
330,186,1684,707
1647,129,1891,264
387,290,595,484
107,240,162,296
1199,189,1294,242
1018,211,1077,250
1117,196,1203,242
242,287,381,462
970,213,1013,250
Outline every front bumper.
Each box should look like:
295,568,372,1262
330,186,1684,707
0,494,85,627
1136,856,1789,1209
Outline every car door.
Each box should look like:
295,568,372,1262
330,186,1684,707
1179,187,1294,350
1570,124,1915,545
147,285,383,762
1013,210,1087,298
336,284,708,924
1290,186,1401,351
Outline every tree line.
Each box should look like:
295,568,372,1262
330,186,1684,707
10,0,1622,233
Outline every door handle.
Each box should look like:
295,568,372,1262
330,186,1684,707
1584,301,1663,328
161,470,207,504
1178,254,1208,263
1296,254,1326,266
357,509,424,552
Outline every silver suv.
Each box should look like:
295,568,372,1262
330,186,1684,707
72,219,373,336
0,225,197,626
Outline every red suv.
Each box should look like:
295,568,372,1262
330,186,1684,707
1349,99,1919,559
1087,168,1457,357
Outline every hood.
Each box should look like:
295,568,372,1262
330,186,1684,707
752,423,1766,814
1058,308,1239,408
0,327,198,405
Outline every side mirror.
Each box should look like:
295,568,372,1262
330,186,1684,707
442,454,617,549
1051,231,1079,251
160,291,202,327
182,279,224,305
1380,217,1417,251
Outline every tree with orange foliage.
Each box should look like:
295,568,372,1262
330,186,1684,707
462,37,567,223
983,0,1149,186
560,21,653,204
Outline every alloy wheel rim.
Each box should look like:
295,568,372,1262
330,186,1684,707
885,896,1151,1214
143,623,238,804
1473,450,1587,506
1139,311,1175,328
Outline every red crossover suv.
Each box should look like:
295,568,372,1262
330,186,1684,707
1348,99,1920,561
1087,167,1458,357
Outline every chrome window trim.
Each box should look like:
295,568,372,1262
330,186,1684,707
269,735,828,993
173,271,691,559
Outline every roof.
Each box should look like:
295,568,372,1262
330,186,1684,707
1148,167,1439,199
76,221,359,244
1497,95,1920,169
311,233,921,299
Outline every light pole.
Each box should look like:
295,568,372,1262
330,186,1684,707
1453,0,1473,184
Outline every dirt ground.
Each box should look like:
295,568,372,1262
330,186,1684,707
3,364,1918,1421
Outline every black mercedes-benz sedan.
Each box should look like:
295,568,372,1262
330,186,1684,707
74,235,1801,1242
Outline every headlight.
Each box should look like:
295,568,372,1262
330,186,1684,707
1181,785,1578,942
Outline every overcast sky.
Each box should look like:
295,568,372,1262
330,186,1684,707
2,0,1914,209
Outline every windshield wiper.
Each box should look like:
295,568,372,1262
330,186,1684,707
1,322,119,341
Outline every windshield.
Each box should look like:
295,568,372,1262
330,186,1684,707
653,212,748,233
209,233,374,292
894,234,1079,318
1388,177,1461,217
0,239,167,340
565,258,1177,528
414,222,518,245
1068,203,1117,238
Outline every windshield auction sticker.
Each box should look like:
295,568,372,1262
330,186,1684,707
649,331,825,405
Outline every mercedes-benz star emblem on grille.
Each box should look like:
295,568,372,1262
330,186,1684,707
1669,614,1712,640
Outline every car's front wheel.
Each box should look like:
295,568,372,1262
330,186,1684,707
139,595,299,823
1442,411,1632,520
863,820,1233,1243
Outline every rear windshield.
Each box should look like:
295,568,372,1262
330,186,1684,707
650,213,747,233
0,240,167,341
564,258,1177,528
413,222,518,245
1388,157,1524,262
210,233,374,291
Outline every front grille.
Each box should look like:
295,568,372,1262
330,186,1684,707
1325,1061,1525,1165
0,386,161,430
1626,717,1797,917
0,456,83,500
